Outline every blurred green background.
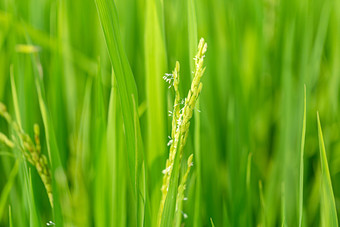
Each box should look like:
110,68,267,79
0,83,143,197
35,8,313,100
0,0,339,226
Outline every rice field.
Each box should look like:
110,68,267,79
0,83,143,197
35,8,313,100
0,0,339,226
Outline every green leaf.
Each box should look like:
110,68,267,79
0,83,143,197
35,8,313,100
8,206,12,227
317,112,338,227
27,169,40,227
210,218,215,227
10,66,22,129
31,53,65,225
0,160,19,222
187,1,200,226
95,0,140,194
107,73,128,226
144,0,167,166
298,85,306,227
94,0,147,225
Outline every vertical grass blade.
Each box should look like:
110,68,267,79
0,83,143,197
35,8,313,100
10,66,22,129
187,0,200,226
187,0,198,71
8,206,12,227
0,160,19,221
9,64,42,226
281,183,287,227
298,85,306,227
94,0,148,225
210,218,215,227
144,0,167,165
31,54,65,224
317,113,339,227
107,74,129,226
246,152,253,226
144,1,167,224
27,169,40,227
310,1,331,85
259,180,266,227
93,74,111,226
95,1,149,224
75,78,92,226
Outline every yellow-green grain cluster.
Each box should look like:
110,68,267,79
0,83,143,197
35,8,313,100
0,102,53,207
158,38,207,225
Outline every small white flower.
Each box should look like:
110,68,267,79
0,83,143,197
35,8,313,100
162,165,171,174
163,73,174,88
182,211,188,219
167,136,173,146
46,221,55,226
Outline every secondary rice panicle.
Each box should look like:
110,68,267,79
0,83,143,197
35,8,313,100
0,102,53,207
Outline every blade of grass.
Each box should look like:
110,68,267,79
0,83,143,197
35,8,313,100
298,85,306,227
31,53,66,224
259,180,266,227
8,62,42,226
281,183,287,227
0,160,19,222
144,0,167,165
246,152,253,226
9,66,42,225
144,1,167,224
107,74,129,226
27,169,40,227
10,66,22,129
94,0,147,225
316,112,339,227
93,62,109,226
133,94,151,227
187,0,201,226
310,1,331,86
210,217,215,227
74,78,92,226
57,0,77,128
8,206,12,227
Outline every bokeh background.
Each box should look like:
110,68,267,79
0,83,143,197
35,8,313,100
0,0,339,226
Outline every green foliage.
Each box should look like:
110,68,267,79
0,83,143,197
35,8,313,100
317,113,338,227
0,0,340,226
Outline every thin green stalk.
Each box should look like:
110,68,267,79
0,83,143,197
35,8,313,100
298,85,306,227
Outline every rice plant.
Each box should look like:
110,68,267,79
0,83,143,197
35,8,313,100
0,0,340,226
